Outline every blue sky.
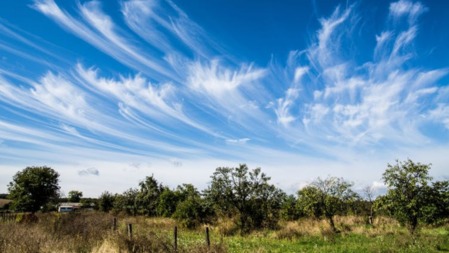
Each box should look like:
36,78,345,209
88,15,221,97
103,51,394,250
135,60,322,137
1,0,448,197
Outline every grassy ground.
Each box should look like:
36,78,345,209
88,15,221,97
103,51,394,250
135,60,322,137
0,212,448,252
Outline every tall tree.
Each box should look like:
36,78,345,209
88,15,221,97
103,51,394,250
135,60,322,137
424,180,449,223
382,159,448,233
172,184,214,228
98,191,115,212
157,187,179,217
297,176,358,232
280,194,301,221
205,164,284,233
114,188,139,215
8,166,60,212
136,175,163,216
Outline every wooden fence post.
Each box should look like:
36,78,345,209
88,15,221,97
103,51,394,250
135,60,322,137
174,226,178,252
113,217,117,231
205,226,210,249
127,223,133,240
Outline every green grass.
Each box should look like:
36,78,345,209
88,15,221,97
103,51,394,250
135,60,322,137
172,229,449,253
222,233,449,253
135,217,449,253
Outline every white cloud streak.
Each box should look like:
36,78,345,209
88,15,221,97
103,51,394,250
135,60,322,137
0,0,448,195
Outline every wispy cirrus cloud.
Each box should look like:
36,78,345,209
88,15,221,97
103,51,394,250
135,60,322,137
1,0,448,196
16,0,448,150
272,0,448,150
389,0,427,24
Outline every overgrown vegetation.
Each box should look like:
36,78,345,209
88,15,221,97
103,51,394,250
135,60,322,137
297,176,358,232
1,213,449,253
379,159,449,233
7,166,60,212
0,212,226,253
3,160,449,251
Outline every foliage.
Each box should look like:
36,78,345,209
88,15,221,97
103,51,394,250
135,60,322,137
424,180,449,224
111,176,165,216
7,166,60,212
113,188,139,215
136,175,164,216
381,159,449,233
280,194,301,221
205,164,285,233
157,187,179,217
98,191,115,212
67,190,83,202
172,184,215,228
297,176,358,232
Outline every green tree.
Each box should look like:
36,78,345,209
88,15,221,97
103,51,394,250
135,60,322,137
8,166,60,212
297,176,358,232
424,180,449,223
382,159,449,233
68,190,83,202
280,194,301,221
157,187,179,217
113,188,139,215
136,175,163,216
98,191,115,212
172,184,215,228
205,164,284,233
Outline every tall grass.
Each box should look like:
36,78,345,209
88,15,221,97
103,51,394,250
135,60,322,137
1,213,448,252
0,212,225,253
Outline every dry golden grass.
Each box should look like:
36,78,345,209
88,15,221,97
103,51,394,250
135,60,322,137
213,217,239,236
0,212,227,253
273,215,404,240
274,218,324,239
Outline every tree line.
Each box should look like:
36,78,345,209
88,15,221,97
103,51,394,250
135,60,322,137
4,159,449,234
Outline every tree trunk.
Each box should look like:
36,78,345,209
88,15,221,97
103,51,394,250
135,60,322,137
328,215,338,233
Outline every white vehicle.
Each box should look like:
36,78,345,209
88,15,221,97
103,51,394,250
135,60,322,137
58,203,81,212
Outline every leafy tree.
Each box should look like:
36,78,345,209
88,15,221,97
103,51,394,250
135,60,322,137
111,176,164,215
113,188,139,215
205,164,285,233
157,187,179,217
424,180,449,224
68,190,83,202
176,184,200,200
8,166,60,212
136,175,164,216
297,176,358,232
98,191,115,212
382,159,449,233
280,194,301,221
297,186,324,218
172,184,215,228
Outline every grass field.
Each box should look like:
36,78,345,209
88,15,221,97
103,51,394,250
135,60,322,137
1,212,448,252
